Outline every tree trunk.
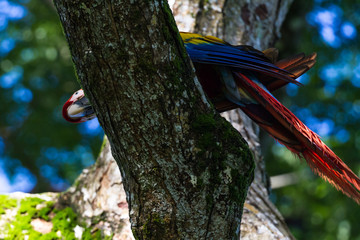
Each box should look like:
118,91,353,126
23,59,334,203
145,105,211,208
0,0,296,239
54,0,254,239
179,1,295,238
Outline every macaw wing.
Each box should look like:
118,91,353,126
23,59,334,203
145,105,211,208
180,32,300,86
266,52,317,92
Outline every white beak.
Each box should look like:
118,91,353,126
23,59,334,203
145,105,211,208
67,103,85,116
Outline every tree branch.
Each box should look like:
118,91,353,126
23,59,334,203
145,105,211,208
54,0,254,238
0,0,298,239
172,0,295,238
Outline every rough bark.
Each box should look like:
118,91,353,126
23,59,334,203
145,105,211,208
172,0,295,239
54,0,254,239
0,0,296,239
60,138,133,239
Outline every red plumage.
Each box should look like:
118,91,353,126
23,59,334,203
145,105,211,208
63,32,360,204
234,72,360,203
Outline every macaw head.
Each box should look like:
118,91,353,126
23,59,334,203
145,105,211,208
62,89,95,123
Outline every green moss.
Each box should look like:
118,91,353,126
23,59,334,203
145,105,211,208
37,201,54,221
192,114,217,131
190,113,255,209
143,213,168,239
6,197,47,239
52,207,77,238
161,0,186,58
2,196,108,240
0,195,17,214
83,228,113,240
205,194,214,209
138,55,157,76
82,228,93,239
229,169,252,202
80,3,91,14
192,113,251,149
160,0,193,99
191,114,227,176
161,24,171,43
98,137,108,156
73,178,81,189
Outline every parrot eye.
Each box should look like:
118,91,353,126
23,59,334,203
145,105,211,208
75,91,78,95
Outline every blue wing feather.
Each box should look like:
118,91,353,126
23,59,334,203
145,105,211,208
184,40,300,86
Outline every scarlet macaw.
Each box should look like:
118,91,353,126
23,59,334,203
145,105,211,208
63,32,360,203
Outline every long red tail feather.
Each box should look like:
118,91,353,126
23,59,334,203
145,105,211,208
234,72,360,203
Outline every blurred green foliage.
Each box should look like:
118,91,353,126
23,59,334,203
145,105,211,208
1,0,102,193
266,1,360,239
2,0,360,239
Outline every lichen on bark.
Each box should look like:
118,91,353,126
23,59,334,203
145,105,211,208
54,0,254,238
0,0,298,239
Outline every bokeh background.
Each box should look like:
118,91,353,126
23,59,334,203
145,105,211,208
1,0,360,239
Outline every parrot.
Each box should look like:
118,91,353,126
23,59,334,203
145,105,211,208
63,32,360,204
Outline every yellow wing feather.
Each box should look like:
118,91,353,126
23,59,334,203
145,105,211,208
180,32,226,45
